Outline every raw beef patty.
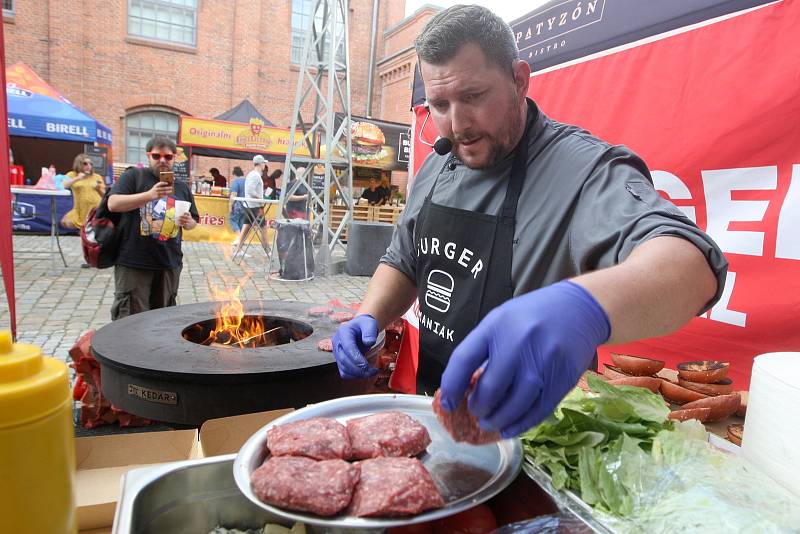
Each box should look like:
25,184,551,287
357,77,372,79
251,456,360,516
346,411,432,459
346,457,445,517
433,371,501,445
267,417,352,460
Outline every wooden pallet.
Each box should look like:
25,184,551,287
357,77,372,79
326,204,403,241
370,206,403,224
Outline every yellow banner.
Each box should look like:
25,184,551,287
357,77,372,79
183,195,277,244
179,117,314,156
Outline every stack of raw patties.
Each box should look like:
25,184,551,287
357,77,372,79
250,411,445,517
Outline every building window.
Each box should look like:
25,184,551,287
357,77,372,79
3,0,14,16
291,0,345,65
126,111,179,164
128,0,197,47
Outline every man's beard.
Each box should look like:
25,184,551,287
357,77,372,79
152,162,172,173
456,106,526,170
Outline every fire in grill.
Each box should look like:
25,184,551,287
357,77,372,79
91,301,383,426
184,316,312,349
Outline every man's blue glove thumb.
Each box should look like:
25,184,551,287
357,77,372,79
440,280,610,438
332,314,379,379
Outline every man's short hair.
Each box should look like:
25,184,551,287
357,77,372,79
210,167,219,174
415,5,518,77
145,136,176,153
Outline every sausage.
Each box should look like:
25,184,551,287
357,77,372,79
681,393,741,422
668,407,712,422
735,391,748,417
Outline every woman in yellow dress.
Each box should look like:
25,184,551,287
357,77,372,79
61,154,106,229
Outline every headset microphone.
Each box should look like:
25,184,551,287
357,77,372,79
419,103,454,156
433,136,453,156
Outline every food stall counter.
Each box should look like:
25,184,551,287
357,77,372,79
184,194,278,244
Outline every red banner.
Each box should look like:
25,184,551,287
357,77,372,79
531,2,799,389
408,2,798,389
0,21,17,338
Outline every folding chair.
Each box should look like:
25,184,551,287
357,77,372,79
232,201,271,264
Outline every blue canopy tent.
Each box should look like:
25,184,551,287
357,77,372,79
6,63,113,233
7,62,112,144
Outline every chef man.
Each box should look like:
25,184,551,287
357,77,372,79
332,5,727,438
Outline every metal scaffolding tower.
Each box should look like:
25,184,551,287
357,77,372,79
276,0,352,278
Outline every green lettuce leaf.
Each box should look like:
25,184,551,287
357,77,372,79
586,374,670,423
523,376,672,516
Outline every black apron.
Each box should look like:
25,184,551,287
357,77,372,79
414,106,533,395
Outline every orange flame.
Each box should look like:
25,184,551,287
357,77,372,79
206,276,266,348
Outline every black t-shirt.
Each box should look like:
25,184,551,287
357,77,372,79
111,167,199,270
361,186,389,205
286,179,308,212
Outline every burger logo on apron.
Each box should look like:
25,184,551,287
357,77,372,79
425,270,454,313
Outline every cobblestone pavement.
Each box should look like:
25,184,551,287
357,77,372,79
0,234,371,370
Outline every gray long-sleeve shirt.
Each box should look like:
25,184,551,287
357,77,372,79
381,102,727,312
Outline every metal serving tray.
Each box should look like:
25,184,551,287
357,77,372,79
114,454,287,534
234,394,523,530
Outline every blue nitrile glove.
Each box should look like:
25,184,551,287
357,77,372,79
439,280,611,438
332,314,379,379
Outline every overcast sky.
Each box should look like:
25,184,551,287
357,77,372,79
404,0,552,23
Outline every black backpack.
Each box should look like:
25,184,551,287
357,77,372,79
81,169,142,268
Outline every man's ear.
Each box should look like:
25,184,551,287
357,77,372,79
512,59,531,99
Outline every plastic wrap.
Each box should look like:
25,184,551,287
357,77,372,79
600,424,800,533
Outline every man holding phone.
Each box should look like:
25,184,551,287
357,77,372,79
107,136,199,320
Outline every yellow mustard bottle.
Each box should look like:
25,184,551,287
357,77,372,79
0,331,76,534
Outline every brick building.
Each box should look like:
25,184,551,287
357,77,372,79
3,1,439,187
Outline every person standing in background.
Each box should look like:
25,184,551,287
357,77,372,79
237,155,269,254
285,167,309,219
62,154,106,267
265,169,283,200
360,176,387,206
228,166,246,249
107,136,199,320
209,167,227,188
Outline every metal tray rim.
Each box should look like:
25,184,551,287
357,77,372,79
521,459,614,534
113,454,240,533
233,393,523,529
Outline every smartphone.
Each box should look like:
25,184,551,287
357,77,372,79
159,171,175,193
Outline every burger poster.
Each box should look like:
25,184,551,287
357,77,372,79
334,114,411,171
